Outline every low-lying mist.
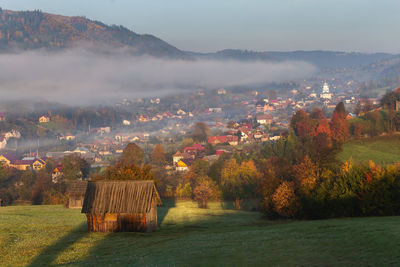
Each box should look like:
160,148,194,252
0,48,317,105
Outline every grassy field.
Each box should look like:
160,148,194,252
1,201,400,266
338,135,400,165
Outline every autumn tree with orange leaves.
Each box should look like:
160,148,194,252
330,102,349,144
293,155,319,195
272,181,300,218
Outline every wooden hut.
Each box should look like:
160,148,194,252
81,180,161,232
67,181,88,209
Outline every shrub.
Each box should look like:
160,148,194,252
272,181,300,218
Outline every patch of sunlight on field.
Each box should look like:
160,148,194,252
159,200,261,230
338,136,400,165
1,202,400,266
0,205,88,266
53,232,110,266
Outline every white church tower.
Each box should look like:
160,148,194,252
320,82,332,99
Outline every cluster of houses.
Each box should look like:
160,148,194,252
171,122,274,171
0,153,46,171
172,144,205,171
0,151,89,183
138,110,195,123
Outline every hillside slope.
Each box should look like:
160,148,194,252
338,136,400,165
0,8,185,57
1,202,399,266
0,7,396,69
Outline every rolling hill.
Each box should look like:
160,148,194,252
0,8,185,57
1,202,399,266
192,49,394,69
0,7,396,70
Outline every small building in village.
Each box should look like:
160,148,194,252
52,164,64,183
172,151,184,164
175,158,194,171
39,115,50,123
67,180,88,209
81,180,161,232
256,114,273,125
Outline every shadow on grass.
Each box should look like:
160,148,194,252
157,198,175,226
26,200,266,266
28,222,89,267
21,201,400,266
220,198,260,211
78,202,262,266
26,200,177,266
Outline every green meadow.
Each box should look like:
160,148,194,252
1,201,400,266
338,135,400,165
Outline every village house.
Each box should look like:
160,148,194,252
30,158,47,171
256,101,275,112
60,133,76,141
203,154,219,162
99,150,112,156
0,153,18,165
172,151,184,164
176,109,186,115
39,115,50,123
162,111,172,118
208,135,239,146
82,180,161,232
217,88,227,95
176,158,194,171
269,135,281,141
237,127,251,142
138,115,149,122
150,98,160,104
52,164,64,183
184,144,205,156
130,136,141,142
208,107,222,113
256,114,273,125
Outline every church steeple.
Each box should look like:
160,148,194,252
320,82,332,99
322,82,330,93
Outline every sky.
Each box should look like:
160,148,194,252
0,0,398,53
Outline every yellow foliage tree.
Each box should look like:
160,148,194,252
272,181,300,218
293,155,318,194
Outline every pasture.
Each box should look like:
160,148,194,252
338,136,400,165
0,201,399,266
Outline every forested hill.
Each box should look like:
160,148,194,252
0,7,396,68
0,8,185,57
193,49,394,69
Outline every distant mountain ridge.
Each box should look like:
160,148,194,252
0,7,396,69
193,49,394,69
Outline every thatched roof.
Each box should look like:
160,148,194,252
67,181,88,196
81,180,161,214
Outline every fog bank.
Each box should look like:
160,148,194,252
0,49,317,105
